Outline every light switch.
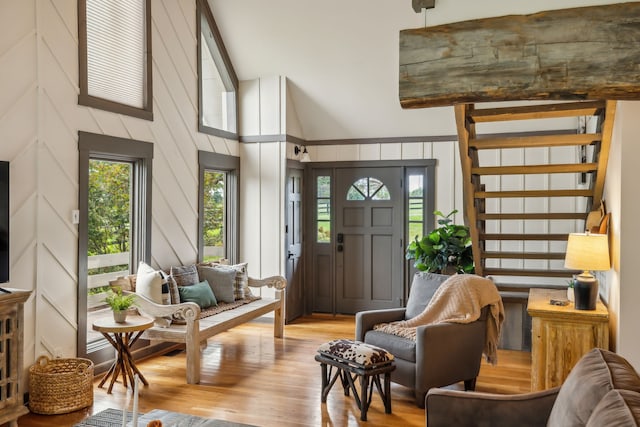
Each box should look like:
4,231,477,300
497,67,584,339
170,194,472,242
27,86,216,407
72,210,80,224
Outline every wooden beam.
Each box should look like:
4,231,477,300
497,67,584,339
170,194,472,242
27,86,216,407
475,189,592,198
480,233,569,241
469,101,605,123
483,268,577,278
481,252,567,260
478,213,586,220
472,163,597,175
591,101,617,207
470,133,600,150
399,4,640,108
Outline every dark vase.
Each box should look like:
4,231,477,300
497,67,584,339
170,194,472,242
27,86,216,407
574,276,598,310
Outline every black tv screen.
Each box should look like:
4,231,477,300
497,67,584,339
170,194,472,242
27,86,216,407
0,161,8,283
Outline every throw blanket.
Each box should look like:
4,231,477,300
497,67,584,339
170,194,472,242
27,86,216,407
373,274,505,365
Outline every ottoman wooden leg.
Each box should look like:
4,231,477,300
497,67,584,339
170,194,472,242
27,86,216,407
360,374,370,421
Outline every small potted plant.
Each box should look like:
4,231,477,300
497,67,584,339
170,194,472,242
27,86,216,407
406,209,474,274
104,288,137,323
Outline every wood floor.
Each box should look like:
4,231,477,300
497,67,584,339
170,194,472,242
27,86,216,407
18,314,532,427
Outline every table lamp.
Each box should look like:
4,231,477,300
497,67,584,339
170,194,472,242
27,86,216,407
564,232,610,310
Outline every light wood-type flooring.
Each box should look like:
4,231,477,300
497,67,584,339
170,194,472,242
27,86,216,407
18,314,531,427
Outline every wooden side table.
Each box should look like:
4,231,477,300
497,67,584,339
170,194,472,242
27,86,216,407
527,288,609,391
92,315,154,394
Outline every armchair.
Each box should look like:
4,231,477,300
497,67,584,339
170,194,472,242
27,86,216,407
355,272,489,407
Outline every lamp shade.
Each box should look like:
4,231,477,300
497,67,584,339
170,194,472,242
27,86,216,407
564,233,610,271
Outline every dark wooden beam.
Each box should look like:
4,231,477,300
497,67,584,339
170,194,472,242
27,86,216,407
400,3,640,108
412,0,435,13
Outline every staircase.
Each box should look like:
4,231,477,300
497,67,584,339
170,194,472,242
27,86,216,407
455,100,616,281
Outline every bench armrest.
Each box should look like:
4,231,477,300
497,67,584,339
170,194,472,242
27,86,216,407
125,291,200,320
248,275,287,290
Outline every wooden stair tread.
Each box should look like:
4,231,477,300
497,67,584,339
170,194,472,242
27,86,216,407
469,101,606,123
472,163,598,175
478,213,586,220
475,189,593,198
481,251,566,260
484,268,577,278
481,233,568,241
470,133,601,150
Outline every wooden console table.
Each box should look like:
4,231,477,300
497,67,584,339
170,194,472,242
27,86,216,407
93,315,154,394
0,289,32,427
527,288,609,391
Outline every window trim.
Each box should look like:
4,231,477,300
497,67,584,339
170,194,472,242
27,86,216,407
77,0,154,121
196,0,239,139
198,151,240,263
77,131,153,364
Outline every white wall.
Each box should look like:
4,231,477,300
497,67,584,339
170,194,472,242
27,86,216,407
604,101,640,370
0,0,237,367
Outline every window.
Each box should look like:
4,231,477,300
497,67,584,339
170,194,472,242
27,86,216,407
198,151,239,263
78,0,153,120
197,0,238,139
78,131,153,365
408,174,425,241
317,176,331,243
346,177,391,201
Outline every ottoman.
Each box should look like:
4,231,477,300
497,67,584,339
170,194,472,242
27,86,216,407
315,339,395,421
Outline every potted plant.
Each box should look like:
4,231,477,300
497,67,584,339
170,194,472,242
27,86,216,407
406,209,474,274
104,288,136,323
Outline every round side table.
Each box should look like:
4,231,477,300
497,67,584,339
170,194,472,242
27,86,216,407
92,315,154,394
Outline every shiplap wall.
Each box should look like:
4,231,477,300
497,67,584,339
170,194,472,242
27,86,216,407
0,0,237,366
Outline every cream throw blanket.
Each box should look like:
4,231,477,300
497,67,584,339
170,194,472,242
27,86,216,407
373,274,505,365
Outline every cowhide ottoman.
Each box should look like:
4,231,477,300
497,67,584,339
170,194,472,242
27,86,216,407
315,339,395,421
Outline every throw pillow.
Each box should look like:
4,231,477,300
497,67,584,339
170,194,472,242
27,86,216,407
171,264,199,287
162,272,180,305
404,272,450,320
178,280,218,309
136,261,163,304
226,262,250,300
197,265,236,304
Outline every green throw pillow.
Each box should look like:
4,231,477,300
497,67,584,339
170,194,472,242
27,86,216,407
178,280,217,309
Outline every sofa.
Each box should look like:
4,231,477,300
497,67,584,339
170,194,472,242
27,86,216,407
355,272,495,407
426,347,640,426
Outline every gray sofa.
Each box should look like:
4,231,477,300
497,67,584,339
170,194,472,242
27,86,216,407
355,272,489,407
426,347,640,426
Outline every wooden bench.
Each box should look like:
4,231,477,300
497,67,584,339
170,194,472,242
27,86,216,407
128,275,286,384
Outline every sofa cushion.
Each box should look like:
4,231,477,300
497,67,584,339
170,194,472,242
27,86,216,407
136,261,163,304
177,280,218,309
405,272,449,320
364,330,416,363
197,265,236,303
171,264,199,288
548,348,640,427
586,389,640,427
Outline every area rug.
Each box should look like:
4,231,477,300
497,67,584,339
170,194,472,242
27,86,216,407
74,408,256,427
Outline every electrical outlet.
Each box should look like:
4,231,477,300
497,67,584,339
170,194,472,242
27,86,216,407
72,210,80,224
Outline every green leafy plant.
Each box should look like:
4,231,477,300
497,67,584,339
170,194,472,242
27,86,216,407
406,209,474,274
104,288,137,311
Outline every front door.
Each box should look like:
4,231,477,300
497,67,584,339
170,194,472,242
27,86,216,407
335,167,404,313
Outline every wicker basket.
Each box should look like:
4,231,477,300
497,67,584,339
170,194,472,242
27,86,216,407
29,355,94,414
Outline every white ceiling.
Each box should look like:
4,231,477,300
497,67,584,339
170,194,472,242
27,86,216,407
210,0,631,141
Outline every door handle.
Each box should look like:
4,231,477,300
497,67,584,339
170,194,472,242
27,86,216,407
287,252,294,259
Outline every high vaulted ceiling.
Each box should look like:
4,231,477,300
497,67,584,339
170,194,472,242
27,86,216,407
210,0,632,141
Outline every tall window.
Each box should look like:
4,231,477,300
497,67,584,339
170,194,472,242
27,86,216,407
78,0,153,120
197,0,238,138
198,151,239,263
78,132,153,365
317,176,331,243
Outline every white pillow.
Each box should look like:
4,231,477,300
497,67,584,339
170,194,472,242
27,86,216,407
136,261,163,304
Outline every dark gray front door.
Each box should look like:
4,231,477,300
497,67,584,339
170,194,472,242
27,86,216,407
285,168,303,322
335,167,404,314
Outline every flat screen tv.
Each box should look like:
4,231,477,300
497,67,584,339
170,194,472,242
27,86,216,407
0,161,8,283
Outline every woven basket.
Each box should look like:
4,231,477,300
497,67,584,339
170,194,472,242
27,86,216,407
29,355,94,414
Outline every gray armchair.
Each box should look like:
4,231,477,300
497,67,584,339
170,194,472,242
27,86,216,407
355,272,488,407
426,348,640,427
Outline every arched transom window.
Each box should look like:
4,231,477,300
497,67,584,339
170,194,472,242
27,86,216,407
346,177,391,201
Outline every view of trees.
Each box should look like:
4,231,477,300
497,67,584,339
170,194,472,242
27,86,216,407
88,160,131,257
203,170,225,255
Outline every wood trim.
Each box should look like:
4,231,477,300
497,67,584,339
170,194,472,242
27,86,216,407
484,269,577,277
475,189,592,198
481,251,566,260
469,101,606,123
480,233,569,241
478,212,586,220
470,133,600,150
472,163,597,175
591,101,617,207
